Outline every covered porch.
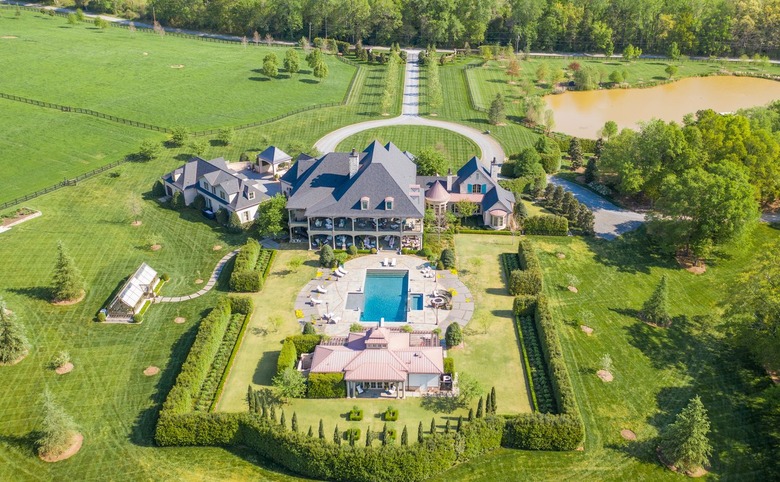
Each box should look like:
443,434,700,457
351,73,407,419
347,379,407,399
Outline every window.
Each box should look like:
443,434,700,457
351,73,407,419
385,197,394,210
472,184,483,194
248,191,255,200
243,211,250,221
211,186,216,195
201,181,208,190
219,190,226,199
361,197,369,210
491,215,504,227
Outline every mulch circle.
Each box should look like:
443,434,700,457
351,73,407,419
143,366,160,376
52,291,86,306
174,317,186,324
213,245,223,251
39,432,83,463
580,325,594,335
150,244,162,251
55,362,74,375
195,279,203,284
657,447,709,477
620,429,637,441
131,220,142,226
597,370,614,382
568,286,579,293
556,253,566,259
0,350,28,366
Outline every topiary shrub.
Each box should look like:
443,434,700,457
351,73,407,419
418,247,432,258
319,245,334,267
215,208,229,225
436,259,445,270
228,212,243,233
133,313,144,323
370,248,377,254
229,296,254,315
97,311,106,322
347,245,358,255
161,273,171,282
509,269,543,296
445,323,463,348
302,322,316,335
384,407,399,421
348,406,363,421
276,339,297,376
440,249,456,269
192,194,206,211
170,190,185,209
345,427,361,442
152,180,166,197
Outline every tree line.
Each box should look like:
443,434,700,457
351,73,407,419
63,0,780,57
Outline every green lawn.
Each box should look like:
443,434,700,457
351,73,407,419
336,126,480,171
0,147,301,480
432,226,780,480
0,99,160,203
0,10,356,130
453,234,531,415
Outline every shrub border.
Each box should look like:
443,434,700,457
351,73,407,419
209,311,253,412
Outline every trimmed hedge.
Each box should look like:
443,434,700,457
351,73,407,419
307,373,346,398
285,334,322,357
229,240,276,292
384,407,399,422
503,295,584,451
277,339,298,376
443,357,455,374
509,268,543,296
517,239,541,271
229,295,254,315
523,215,568,236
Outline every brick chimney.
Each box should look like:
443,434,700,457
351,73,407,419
349,148,359,178
490,157,498,180
446,168,454,191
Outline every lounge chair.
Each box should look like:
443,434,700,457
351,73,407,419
382,257,389,267
356,385,364,395
330,316,341,323
390,258,397,267
310,297,323,305
315,285,327,294
333,269,345,277
337,266,348,275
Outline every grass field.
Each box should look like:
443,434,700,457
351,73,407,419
335,126,480,171
0,10,356,130
0,147,302,480
431,226,780,480
0,99,160,203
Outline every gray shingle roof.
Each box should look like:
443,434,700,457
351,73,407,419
163,157,268,209
257,146,292,165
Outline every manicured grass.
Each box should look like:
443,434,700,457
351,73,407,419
452,234,531,415
0,148,297,479
432,226,780,480
0,99,159,203
0,10,356,130
335,125,480,171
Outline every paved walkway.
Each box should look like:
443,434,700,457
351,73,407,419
295,254,473,336
547,176,645,240
314,51,506,164
156,249,239,303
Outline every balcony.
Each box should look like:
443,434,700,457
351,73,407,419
403,219,423,232
310,217,333,231
378,217,402,232
354,218,377,231
333,217,353,231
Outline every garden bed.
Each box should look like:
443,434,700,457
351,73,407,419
0,207,41,231
195,313,247,411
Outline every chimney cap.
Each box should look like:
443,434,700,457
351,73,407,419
492,157,497,164
351,148,357,156
447,168,453,175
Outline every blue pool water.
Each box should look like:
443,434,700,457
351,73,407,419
360,270,408,322
410,293,423,310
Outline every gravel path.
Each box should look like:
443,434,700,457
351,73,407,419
547,176,645,240
314,51,506,164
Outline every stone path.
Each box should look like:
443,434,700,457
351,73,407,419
314,51,507,164
156,249,238,303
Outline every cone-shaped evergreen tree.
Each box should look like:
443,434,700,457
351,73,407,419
37,389,78,458
319,419,325,439
51,241,85,302
279,410,286,429
476,397,484,418
457,416,463,432
429,417,436,435
401,425,408,446
468,408,474,422
382,423,388,446
0,299,30,364
659,396,712,473
490,387,497,414
270,405,276,422
417,421,424,443
291,412,298,432
444,420,451,434
569,137,584,169
642,275,671,326
485,392,492,415
366,427,373,447
334,425,341,445
307,426,313,437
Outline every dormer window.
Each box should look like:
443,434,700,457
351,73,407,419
201,180,208,190
385,197,394,210
361,196,369,210
248,191,255,200
219,190,226,199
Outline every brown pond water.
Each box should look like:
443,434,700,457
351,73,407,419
544,76,780,138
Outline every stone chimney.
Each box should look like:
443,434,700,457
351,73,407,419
349,148,359,178
490,157,498,180
446,168,454,191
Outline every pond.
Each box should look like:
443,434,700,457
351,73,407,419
544,76,780,138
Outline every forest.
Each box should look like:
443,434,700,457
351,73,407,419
51,0,780,57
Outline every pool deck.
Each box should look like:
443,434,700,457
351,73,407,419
294,254,473,336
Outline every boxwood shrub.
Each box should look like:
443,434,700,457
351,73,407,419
307,373,346,398
509,268,543,296
229,295,254,315
348,406,364,421
276,339,297,376
523,215,568,236
285,334,322,356
384,407,399,422
229,240,276,292
443,357,455,374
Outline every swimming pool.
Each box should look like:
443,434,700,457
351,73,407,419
360,270,408,322
410,293,423,310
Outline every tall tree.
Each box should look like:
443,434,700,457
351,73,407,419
262,53,279,78
659,396,712,473
641,275,671,327
568,137,584,169
256,194,288,238
414,147,448,176
313,59,329,81
37,389,79,458
488,93,506,125
0,299,30,364
284,48,300,76
51,241,85,302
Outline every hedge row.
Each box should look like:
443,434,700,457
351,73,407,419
504,239,543,296
277,339,298,376
285,334,322,357
517,238,541,271
195,313,246,412
503,295,584,450
229,240,276,292
523,215,568,236
155,297,234,445
307,373,346,398
509,269,542,296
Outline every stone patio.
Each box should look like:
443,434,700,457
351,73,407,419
294,254,473,336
